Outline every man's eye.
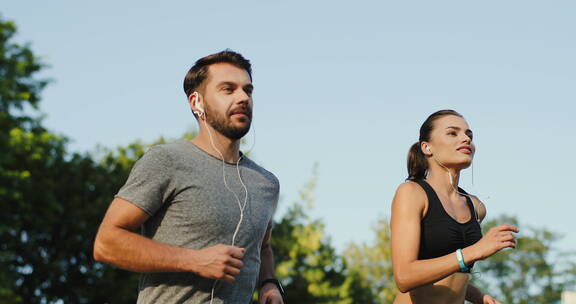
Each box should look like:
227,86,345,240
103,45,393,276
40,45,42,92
223,87,233,92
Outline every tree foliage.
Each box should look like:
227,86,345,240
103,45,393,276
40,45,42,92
471,215,576,304
0,16,143,302
0,17,46,119
344,217,396,304
270,165,373,304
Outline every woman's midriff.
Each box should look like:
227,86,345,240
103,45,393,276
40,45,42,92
393,273,470,304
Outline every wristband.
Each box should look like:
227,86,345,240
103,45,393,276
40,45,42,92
456,249,469,272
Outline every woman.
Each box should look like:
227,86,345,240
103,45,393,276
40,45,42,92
391,110,519,304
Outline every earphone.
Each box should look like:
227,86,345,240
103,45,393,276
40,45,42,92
192,92,205,117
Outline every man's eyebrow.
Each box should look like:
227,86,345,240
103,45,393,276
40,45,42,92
216,82,253,91
216,81,237,87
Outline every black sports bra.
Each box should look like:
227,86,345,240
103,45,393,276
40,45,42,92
415,180,482,272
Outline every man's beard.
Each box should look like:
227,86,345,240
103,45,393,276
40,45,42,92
205,105,251,140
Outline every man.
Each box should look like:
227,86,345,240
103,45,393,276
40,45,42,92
94,50,284,304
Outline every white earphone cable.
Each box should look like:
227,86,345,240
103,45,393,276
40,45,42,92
430,153,479,222
201,114,249,304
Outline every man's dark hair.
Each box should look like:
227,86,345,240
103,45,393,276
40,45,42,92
183,50,252,98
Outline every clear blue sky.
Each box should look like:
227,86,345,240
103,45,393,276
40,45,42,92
4,1,575,253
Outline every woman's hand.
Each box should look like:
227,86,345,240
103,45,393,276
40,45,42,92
483,294,501,304
473,224,519,260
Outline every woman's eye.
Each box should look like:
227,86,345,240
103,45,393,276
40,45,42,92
448,132,457,136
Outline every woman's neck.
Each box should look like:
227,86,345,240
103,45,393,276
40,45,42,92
426,165,461,197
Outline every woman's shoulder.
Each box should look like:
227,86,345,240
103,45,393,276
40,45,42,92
395,180,426,197
391,181,429,223
393,181,428,208
467,194,487,222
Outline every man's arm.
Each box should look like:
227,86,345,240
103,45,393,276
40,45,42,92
93,197,244,282
466,284,485,303
259,221,276,281
258,221,284,304
466,283,500,304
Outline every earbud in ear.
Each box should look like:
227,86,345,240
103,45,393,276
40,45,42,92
192,92,204,116
426,146,431,152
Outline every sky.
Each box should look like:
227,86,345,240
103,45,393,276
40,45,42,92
3,1,575,254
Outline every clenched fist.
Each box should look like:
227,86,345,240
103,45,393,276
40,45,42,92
190,244,245,282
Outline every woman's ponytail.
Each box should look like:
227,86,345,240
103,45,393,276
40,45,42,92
407,142,427,181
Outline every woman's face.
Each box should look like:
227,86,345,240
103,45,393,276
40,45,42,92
425,115,475,169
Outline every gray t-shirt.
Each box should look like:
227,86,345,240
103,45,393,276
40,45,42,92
116,139,280,304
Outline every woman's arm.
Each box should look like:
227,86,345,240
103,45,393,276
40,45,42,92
391,183,518,293
392,182,466,292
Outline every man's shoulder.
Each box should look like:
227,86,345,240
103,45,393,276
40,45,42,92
145,139,193,158
242,157,279,186
154,139,190,153
135,140,194,170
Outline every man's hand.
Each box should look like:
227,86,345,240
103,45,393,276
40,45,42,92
483,294,501,304
258,282,283,304
190,244,244,282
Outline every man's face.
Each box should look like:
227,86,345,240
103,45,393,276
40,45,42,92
202,63,253,140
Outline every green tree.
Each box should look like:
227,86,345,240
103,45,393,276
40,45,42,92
345,217,396,304
268,165,374,304
1,127,146,303
0,17,47,126
0,15,53,302
471,215,576,304
0,16,144,302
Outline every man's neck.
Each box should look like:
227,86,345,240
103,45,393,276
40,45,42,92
191,131,241,163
